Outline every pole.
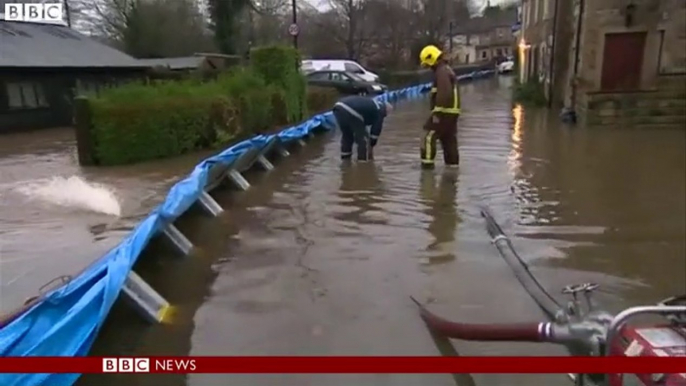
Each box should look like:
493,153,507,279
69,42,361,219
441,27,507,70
449,21,454,57
291,0,298,49
64,0,71,28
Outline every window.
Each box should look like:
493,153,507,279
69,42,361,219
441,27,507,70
533,0,539,23
307,72,329,81
330,72,351,82
344,63,364,74
6,82,48,109
465,54,470,63
481,51,488,59
496,48,503,57
543,0,550,19
523,1,529,28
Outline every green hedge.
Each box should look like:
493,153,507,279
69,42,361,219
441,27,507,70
378,70,432,89
79,45,314,166
87,80,238,165
306,86,339,116
513,78,547,107
250,45,305,123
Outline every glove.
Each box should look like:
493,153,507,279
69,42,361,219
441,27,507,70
371,138,378,147
431,114,440,124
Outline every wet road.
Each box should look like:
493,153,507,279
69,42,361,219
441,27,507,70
2,76,684,385
0,129,212,314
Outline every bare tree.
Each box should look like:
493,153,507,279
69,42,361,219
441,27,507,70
325,0,368,60
68,0,213,57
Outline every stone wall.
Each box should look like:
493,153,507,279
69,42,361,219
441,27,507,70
576,0,685,93
573,0,686,128
580,74,686,129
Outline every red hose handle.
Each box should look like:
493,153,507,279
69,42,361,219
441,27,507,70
412,297,552,342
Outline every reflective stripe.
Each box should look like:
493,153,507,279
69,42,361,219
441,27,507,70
422,130,435,163
334,102,364,121
432,86,460,114
341,152,353,156
370,135,379,139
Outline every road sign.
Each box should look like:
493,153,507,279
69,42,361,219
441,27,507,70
288,23,300,36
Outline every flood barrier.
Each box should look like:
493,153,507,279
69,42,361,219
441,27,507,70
0,69,497,386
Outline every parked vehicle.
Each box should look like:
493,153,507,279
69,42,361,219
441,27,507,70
301,60,380,83
496,55,515,74
306,70,387,95
305,70,387,96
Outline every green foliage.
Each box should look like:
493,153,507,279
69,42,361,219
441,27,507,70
89,80,231,165
513,78,547,107
213,67,274,133
84,45,315,165
305,86,339,116
88,77,242,165
250,45,305,123
379,70,432,89
206,0,250,54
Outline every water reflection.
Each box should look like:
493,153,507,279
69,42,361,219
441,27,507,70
419,171,459,265
335,162,386,226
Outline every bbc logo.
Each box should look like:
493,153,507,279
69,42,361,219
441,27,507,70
3,3,64,23
102,358,150,373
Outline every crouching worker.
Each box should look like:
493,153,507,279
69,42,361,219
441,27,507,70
333,95,393,161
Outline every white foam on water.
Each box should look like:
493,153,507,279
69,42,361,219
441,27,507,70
14,176,122,216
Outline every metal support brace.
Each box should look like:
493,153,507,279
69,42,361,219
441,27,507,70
255,154,274,171
162,223,193,255
121,270,172,324
227,169,250,190
197,190,223,216
276,145,290,157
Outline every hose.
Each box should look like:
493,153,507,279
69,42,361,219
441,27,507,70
411,297,554,342
480,206,562,320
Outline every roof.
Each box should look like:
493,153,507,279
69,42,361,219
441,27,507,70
0,20,149,68
451,9,518,35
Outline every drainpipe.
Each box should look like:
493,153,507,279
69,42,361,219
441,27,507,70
547,0,560,108
64,0,72,28
570,0,585,109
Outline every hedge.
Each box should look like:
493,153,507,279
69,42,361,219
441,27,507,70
76,47,332,166
250,45,305,123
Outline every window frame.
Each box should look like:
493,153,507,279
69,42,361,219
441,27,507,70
5,82,49,110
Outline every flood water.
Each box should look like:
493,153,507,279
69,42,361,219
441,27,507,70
2,76,684,386
0,129,212,314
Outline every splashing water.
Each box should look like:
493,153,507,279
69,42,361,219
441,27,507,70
15,176,122,216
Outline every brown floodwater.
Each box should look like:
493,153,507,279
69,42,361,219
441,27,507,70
1,76,684,386
0,128,213,314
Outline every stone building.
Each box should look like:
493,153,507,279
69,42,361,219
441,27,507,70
518,0,556,89
521,0,686,129
446,7,518,65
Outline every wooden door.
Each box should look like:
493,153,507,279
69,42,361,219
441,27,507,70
600,32,647,91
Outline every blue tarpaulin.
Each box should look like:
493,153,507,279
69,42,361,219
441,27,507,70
0,71,494,386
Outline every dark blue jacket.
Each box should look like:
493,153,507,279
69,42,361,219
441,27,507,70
335,95,388,146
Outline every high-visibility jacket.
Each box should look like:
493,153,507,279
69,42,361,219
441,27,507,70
429,61,461,115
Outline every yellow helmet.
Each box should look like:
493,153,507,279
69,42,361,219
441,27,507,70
419,45,443,67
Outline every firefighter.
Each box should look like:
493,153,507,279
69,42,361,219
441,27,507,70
332,95,393,161
418,44,461,169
